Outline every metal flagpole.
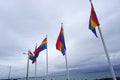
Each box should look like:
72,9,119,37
61,23,70,80
35,44,37,80
35,60,37,80
98,26,117,80
26,51,30,80
65,52,70,80
46,35,49,80
8,65,11,79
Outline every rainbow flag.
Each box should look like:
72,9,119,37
32,38,47,63
38,38,47,52
89,1,100,37
56,23,66,56
32,58,36,64
28,51,34,61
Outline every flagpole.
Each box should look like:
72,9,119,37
46,35,49,80
8,65,11,79
65,52,70,80
35,44,37,80
26,51,30,80
98,26,117,80
34,61,37,80
61,23,70,80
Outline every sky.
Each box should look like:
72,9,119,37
0,0,120,79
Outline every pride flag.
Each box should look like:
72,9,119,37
89,1,100,37
56,23,66,56
28,51,34,61
38,38,47,52
32,38,47,63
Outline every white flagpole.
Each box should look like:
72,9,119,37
35,44,37,80
35,60,37,80
65,52,70,80
8,65,11,79
46,35,49,80
26,51,30,80
98,26,117,80
61,23,70,80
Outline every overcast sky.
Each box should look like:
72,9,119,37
0,0,120,79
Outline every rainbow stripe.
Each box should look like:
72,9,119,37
28,51,34,61
56,24,66,56
33,38,47,61
89,2,100,37
38,38,47,52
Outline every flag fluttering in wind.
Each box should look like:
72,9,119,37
32,38,47,63
28,51,34,61
56,23,66,56
89,1,100,37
